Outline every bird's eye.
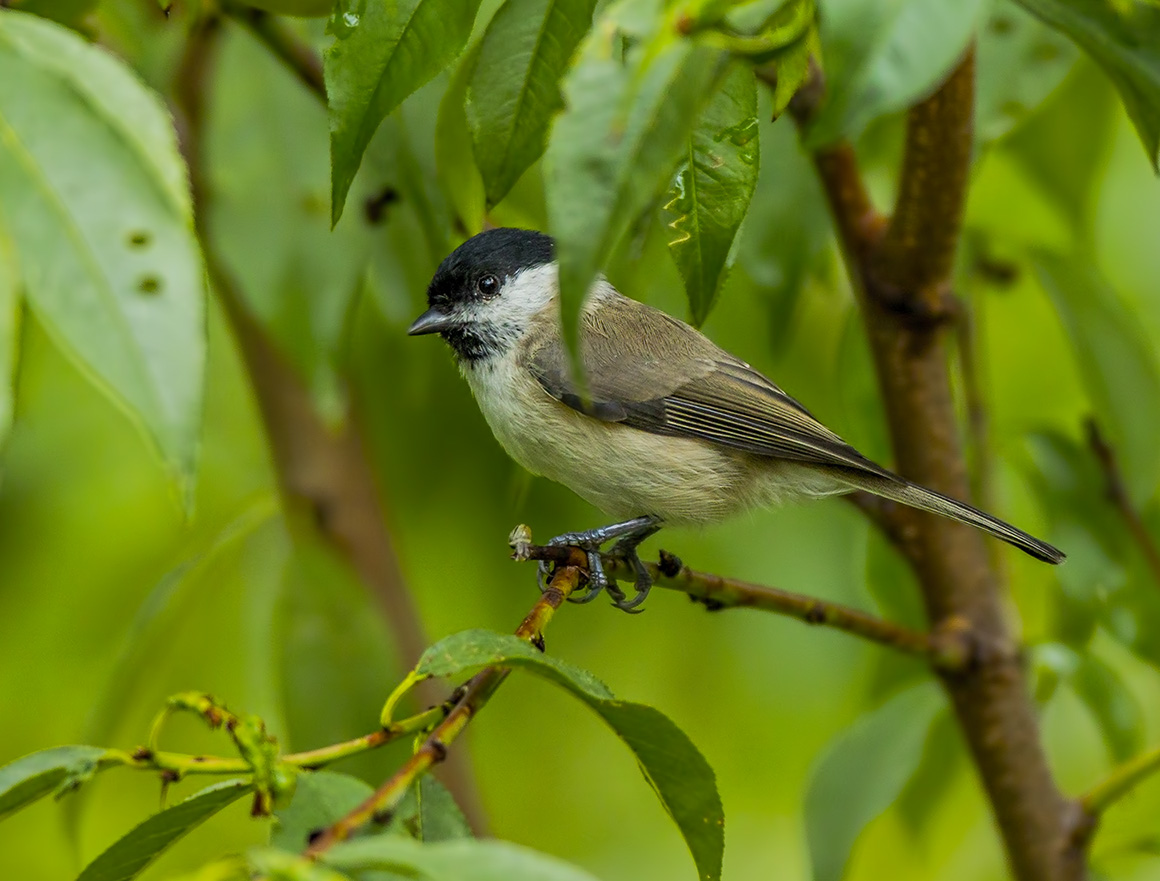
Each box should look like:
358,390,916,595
476,274,500,299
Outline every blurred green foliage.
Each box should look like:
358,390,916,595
1,0,1160,879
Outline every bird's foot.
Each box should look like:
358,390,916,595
536,516,661,612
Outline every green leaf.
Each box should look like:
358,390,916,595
76,780,251,881
1004,62,1116,232
545,0,731,351
0,12,205,483
807,0,986,147
325,0,483,224
279,543,405,786
325,836,602,881
7,0,100,29
247,848,352,881
415,777,472,842
804,682,942,881
976,0,1078,144
767,25,817,117
1033,252,1160,502
0,745,107,821
1070,653,1146,763
436,46,487,236
0,225,18,448
467,0,598,207
1013,0,1160,170
411,629,725,881
665,62,759,325
272,770,374,851
736,109,831,350
1024,433,1126,649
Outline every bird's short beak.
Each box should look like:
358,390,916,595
407,307,456,336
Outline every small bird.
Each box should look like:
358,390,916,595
409,228,1064,611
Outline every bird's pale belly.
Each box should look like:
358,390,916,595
466,360,840,526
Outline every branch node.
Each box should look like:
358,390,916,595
688,593,726,612
658,549,683,577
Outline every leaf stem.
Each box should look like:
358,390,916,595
303,565,581,858
1081,742,1160,817
101,705,446,779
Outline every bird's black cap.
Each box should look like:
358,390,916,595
425,228,555,311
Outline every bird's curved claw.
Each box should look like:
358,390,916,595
534,516,662,613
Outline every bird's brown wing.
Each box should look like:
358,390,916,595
525,293,898,480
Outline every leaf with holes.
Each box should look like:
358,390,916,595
665,62,759,326
408,629,724,881
0,12,205,485
467,0,598,207
325,0,483,223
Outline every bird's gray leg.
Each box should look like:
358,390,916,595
606,521,662,612
536,516,662,609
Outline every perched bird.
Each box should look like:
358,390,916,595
409,228,1064,610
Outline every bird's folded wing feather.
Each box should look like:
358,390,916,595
525,294,898,480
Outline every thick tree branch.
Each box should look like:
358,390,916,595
874,49,976,312
304,565,582,858
172,15,485,832
780,54,1082,881
515,537,968,669
1087,419,1160,588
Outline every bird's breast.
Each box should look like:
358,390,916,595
463,357,786,525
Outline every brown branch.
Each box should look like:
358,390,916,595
873,48,976,313
172,14,486,832
304,564,582,858
221,3,325,99
1087,419,1160,588
515,537,968,669
778,53,1084,881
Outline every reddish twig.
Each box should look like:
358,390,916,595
304,565,582,858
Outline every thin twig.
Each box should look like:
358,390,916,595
103,705,444,778
1087,419,1160,588
304,565,582,858
221,2,326,101
514,539,969,670
1080,742,1160,817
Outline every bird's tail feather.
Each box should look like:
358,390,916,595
844,472,1065,564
